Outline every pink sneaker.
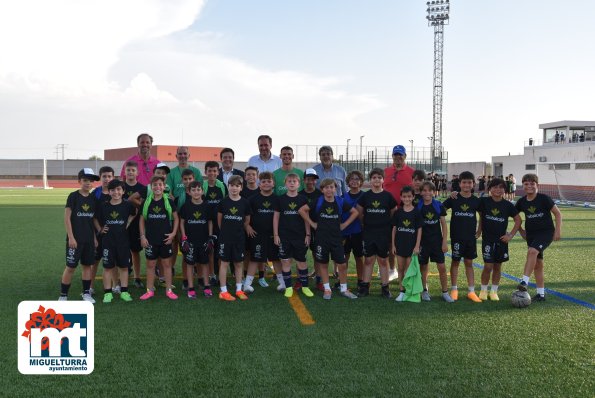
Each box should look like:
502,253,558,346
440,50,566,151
187,290,197,299
166,290,178,300
203,288,213,298
140,290,155,300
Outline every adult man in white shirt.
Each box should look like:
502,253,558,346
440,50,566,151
247,135,282,173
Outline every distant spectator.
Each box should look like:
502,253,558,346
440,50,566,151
555,131,560,144
560,132,565,143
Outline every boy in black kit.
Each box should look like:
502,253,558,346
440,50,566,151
90,166,115,294
203,161,227,284
179,181,214,298
515,174,562,301
217,175,252,301
355,168,398,298
241,166,260,199
478,178,521,301
123,161,147,288
59,168,100,303
443,171,483,302
300,178,359,300
94,180,135,303
302,169,323,288
418,181,453,302
411,170,426,207
139,176,179,300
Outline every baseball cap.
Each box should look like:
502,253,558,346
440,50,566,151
154,162,171,174
78,168,100,181
304,168,319,179
392,145,406,156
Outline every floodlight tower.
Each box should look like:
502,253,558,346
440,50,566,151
426,0,450,172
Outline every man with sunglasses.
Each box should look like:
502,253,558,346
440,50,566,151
119,133,161,186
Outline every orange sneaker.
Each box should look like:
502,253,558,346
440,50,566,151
467,291,482,303
449,289,458,301
236,290,248,300
219,291,236,301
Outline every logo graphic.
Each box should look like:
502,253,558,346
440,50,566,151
127,191,133,197
491,208,500,216
263,201,271,209
193,211,201,219
18,301,94,374
288,202,297,210
229,207,238,215
402,219,411,227
325,206,334,215
81,204,90,212
460,204,470,211
209,192,218,199
110,211,119,219
152,206,161,214
425,212,434,220
372,200,380,208
528,206,537,214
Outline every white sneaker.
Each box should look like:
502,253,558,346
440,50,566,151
421,290,431,301
112,285,121,294
388,269,399,281
442,292,455,303
243,284,255,294
89,287,95,295
82,293,96,304
58,296,68,301
258,278,269,288
395,292,405,302
277,284,286,292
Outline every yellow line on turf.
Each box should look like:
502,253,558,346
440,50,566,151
288,294,315,326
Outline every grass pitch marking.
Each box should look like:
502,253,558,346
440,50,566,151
288,294,315,326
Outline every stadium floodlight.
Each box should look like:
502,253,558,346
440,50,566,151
426,0,450,172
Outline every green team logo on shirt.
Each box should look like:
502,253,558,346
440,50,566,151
425,212,435,220
528,206,537,214
82,203,90,212
413,198,419,205
491,208,500,216
127,191,133,197
229,207,238,215
153,206,161,214
402,219,411,227
372,200,381,208
263,201,271,209
288,202,297,210
193,211,202,219
460,204,470,211
325,206,334,215
209,192,218,200
110,211,119,219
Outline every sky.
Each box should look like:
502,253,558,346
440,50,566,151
0,0,594,163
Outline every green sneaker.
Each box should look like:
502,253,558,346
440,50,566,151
120,292,133,302
103,292,113,303
301,287,314,297
284,287,294,298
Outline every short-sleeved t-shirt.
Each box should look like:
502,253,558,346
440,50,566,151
383,164,415,205
419,202,447,243
342,191,364,235
479,197,519,242
241,186,260,200
273,168,304,196
249,193,279,234
143,197,177,246
218,197,252,243
96,200,134,247
204,184,226,228
120,155,160,186
302,189,322,219
313,197,353,243
412,193,423,208
357,190,398,231
392,207,422,244
179,200,211,244
443,195,481,241
65,190,96,243
93,189,111,206
277,194,308,240
515,193,555,233
124,181,147,218
166,165,204,200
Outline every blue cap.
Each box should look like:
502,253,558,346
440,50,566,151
392,145,406,155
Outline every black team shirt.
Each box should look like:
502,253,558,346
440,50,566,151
357,190,397,233
218,197,251,244
249,192,279,235
313,197,352,243
277,194,308,241
65,190,96,244
443,195,481,241
419,202,447,244
412,193,423,208
96,201,134,247
302,189,322,219
179,200,211,244
392,207,422,249
515,193,555,234
479,197,519,242
241,186,260,200
144,197,177,246
205,184,225,232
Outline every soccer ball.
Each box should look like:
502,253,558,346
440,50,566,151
511,290,531,308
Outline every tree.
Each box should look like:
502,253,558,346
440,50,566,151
89,155,102,160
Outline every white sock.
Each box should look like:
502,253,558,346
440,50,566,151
468,286,475,293
277,274,285,288
480,284,488,291
323,283,330,291
451,285,458,291
536,287,545,295
522,275,530,284
340,283,347,292
244,275,254,287
236,283,243,292
220,285,227,293
491,285,499,292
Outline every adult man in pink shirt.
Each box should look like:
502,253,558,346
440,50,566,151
383,144,415,280
120,133,161,186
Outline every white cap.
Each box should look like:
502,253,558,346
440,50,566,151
304,168,318,179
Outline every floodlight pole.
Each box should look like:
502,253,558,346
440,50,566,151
426,0,450,173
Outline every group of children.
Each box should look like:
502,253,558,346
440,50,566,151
60,159,562,305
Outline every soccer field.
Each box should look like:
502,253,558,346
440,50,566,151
3,189,594,397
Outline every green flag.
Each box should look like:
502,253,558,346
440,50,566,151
403,255,423,303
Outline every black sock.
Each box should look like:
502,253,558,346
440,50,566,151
183,279,188,288
82,279,91,294
298,268,309,287
204,284,211,290
104,288,113,294
258,270,265,279
60,283,71,296
121,286,128,293
283,271,292,288
135,278,141,283
357,279,362,287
